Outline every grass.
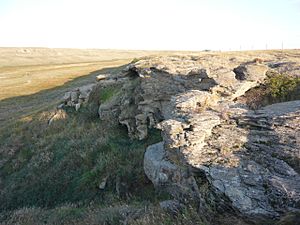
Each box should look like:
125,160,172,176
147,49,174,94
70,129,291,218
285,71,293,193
99,86,121,103
0,64,207,224
0,96,207,225
266,71,300,100
0,204,206,225
0,67,187,224
0,105,163,210
3,49,300,224
238,71,300,109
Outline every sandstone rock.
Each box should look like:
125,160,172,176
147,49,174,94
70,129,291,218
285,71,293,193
96,74,108,81
70,91,79,102
144,142,177,187
61,84,95,110
92,55,298,222
192,101,300,220
233,63,268,81
151,100,299,222
63,92,71,101
144,142,201,202
111,56,268,140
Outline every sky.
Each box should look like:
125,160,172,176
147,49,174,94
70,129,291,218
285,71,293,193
0,0,299,51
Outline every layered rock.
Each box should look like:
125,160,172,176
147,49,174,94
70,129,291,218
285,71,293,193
61,55,299,223
111,56,299,223
99,56,268,140
199,101,300,218
60,84,95,111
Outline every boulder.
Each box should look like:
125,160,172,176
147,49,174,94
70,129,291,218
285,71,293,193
144,142,177,187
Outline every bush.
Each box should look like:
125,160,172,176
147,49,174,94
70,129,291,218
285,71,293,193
131,58,140,64
237,71,300,109
266,72,300,101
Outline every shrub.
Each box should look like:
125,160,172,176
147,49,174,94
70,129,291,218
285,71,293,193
266,72,300,101
237,71,300,109
131,58,140,64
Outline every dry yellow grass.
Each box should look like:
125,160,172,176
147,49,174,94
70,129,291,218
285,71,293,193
1,48,299,225
0,48,164,125
1,48,299,126
0,60,127,100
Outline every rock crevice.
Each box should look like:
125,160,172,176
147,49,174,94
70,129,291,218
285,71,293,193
62,55,299,223
118,56,299,222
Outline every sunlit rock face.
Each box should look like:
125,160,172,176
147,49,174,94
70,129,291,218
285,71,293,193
119,56,299,223
90,55,299,223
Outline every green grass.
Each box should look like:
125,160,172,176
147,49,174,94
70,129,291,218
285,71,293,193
266,71,300,100
99,86,120,103
0,104,163,211
0,73,211,224
0,203,207,225
239,71,300,109
0,101,207,225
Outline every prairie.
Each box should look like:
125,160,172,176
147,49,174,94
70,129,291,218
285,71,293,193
0,48,299,225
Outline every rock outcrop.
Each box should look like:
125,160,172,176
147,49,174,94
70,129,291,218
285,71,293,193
98,56,269,140
61,84,96,111
100,56,298,223
62,55,299,223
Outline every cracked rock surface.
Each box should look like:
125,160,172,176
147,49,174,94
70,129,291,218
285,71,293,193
152,93,299,221
94,55,299,223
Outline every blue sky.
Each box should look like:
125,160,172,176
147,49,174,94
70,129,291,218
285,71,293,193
0,0,299,50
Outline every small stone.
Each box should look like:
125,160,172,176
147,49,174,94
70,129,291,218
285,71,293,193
159,200,184,215
70,91,79,102
57,103,64,109
98,177,108,190
63,92,71,101
96,74,108,81
75,103,81,111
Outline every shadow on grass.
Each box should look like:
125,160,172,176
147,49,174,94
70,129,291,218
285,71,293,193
0,61,166,213
0,64,127,127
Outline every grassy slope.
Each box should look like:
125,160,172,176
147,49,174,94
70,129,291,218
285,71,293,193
1,49,299,225
0,48,206,225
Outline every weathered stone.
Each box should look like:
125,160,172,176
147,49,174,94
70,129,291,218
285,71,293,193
96,74,108,81
159,200,184,215
233,63,268,81
61,84,96,110
90,56,299,222
98,176,108,190
63,92,71,102
144,142,177,187
49,54,294,224
75,103,81,111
